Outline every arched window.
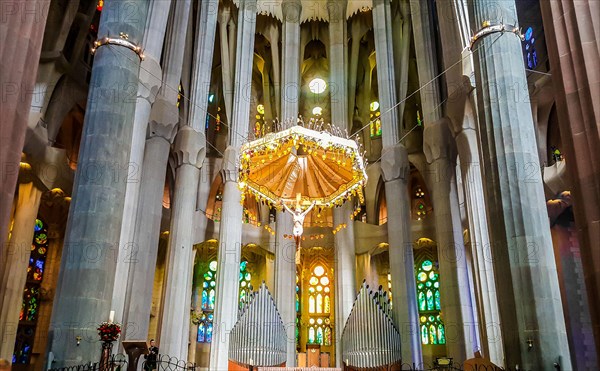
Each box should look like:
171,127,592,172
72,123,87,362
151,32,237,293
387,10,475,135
197,260,252,343
307,265,332,346
415,259,445,345
13,219,49,364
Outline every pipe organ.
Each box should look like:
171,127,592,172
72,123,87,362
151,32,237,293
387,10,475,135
341,282,402,368
229,282,287,367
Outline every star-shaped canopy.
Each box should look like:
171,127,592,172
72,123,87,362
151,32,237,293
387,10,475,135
238,125,367,210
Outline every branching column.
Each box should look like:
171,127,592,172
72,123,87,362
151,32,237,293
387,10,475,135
209,1,256,368
122,0,190,342
0,181,42,360
159,0,217,359
328,1,358,366
275,0,302,365
381,145,421,366
423,119,476,363
467,0,572,368
123,102,178,341
47,0,149,365
455,124,504,366
372,0,422,365
111,0,171,326
160,127,205,360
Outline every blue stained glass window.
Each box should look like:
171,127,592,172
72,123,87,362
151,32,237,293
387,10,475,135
197,260,253,343
197,323,205,342
206,323,213,343
201,290,208,310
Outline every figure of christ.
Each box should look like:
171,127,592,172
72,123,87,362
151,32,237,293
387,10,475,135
282,200,317,248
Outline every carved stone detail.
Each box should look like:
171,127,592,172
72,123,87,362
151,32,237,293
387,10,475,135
138,55,162,103
380,143,410,182
172,126,206,168
220,146,239,183
148,97,179,142
423,117,457,164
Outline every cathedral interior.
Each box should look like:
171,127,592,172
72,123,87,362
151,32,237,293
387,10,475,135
1,0,599,370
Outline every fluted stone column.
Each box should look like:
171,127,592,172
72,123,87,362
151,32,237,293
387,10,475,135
111,0,171,327
160,127,205,360
328,1,359,366
121,0,191,342
372,0,422,365
455,124,504,366
47,1,149,365
467,1,572,368
209,1,256,368
274,1,302,365
123,102,178,341
423,119,476,363
0,181,42,360
381,145,422,366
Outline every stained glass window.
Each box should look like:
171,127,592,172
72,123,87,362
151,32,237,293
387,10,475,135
369,101,382,138
415,259,445,345
197,260,252,343
307,265,332,346
522,26,538,69
13,218,49,365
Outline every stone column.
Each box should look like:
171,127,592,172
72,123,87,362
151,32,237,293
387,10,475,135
467,1,572,368
122,104,177,341
159,127,205,360
380,145,422,366
209,1,256,368
372,0,422,365
274,1,302,365
47,1,149,365
122,0,191,342
455,124,504,366
423,119,476,363
274,211,297,366
0,181,42,360
327,1,358,366
540,1,600,359
0,0,50,286
111,0,171,327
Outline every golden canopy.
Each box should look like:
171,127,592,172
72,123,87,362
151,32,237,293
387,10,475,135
238,124,367,211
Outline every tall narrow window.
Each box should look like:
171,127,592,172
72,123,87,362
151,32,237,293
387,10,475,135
369,101,382,138
198,260,252,343
13,219,49,364
307,265,332,346
415,259,445,345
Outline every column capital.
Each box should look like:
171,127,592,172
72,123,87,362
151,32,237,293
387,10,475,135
148,97,179,142
282,0,302,23
423,117,457,164
172,126,206,169
220,146,239,183
138,56,162,103
381,144,410,182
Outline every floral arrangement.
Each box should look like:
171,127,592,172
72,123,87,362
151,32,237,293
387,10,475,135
97,321,121,342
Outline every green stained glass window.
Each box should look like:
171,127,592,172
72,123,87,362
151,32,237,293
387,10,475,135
415,259,445,345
